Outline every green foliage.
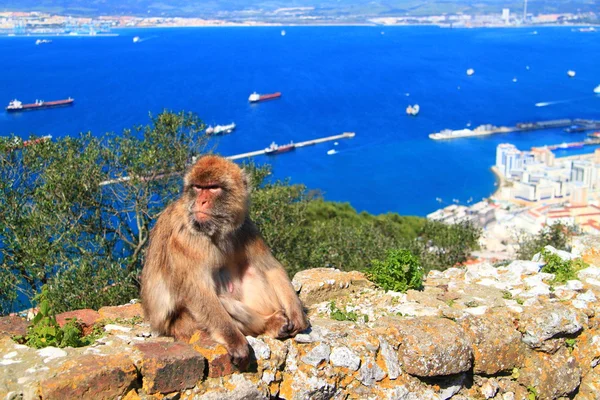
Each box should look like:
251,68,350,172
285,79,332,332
0,110,207,314
410,220,481,272
516,223,574,261
13,289,103,348
366,249,423,292
527,386,538,400
540,250,587,284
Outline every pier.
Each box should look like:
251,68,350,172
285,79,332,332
532,138,600,151
226,132,356,160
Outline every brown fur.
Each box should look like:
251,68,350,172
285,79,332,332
141,155,309,367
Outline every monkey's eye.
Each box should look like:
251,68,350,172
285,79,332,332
193,184,222,193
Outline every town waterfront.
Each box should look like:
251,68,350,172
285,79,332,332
2,26,599,216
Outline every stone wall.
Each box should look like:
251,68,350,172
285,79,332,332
1,251,600,400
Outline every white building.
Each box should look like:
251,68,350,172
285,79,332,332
502,8,510,24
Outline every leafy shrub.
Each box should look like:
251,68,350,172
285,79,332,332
366,249,423,292
13,289,103,348
540,249,587,284
410,220,481,272
517,222,574,261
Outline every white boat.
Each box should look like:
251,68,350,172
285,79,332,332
133,36,140,43
281,30,286,36
206,122,236,135
567,70,576,78
512,77,518,82
406,104,420,116
466,68,475,76
327,149,337,155
594,85,600,94
35,39,52,45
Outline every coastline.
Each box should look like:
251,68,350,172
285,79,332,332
489,166,505,200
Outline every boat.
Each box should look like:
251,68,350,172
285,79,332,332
594,85,600,94
406,104,420,116
6,98,74,112
567,70,576,78
133,36,140,43
281,30,286,36
466,68,475,76
206,122,236,136
429,124,513,140
264,141,295,155
248,92,282,103
327,149,337,155
35,39,52,45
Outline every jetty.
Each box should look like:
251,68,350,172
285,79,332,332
98,132,356,186
532,138,600,152
226,132,356,160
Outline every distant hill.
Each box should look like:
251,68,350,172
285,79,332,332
0,0,596,19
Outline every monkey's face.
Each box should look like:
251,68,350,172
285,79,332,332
183,155,249,236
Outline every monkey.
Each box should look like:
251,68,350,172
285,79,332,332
141,155,309,367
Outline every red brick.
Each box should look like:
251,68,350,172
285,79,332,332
189,332,242,378
0,315,28,337
40,354,137,400
135,341,205,394
98,303,144,320
56,309,101,335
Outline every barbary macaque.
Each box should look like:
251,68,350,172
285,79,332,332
141,155,309,366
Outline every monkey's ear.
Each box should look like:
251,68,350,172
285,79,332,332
241,168,252,194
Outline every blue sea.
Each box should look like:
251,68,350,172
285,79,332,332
2,26,599,216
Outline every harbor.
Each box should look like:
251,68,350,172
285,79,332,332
429,119,600,140
226,132,356,160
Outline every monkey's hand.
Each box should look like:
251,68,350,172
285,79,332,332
287,309,310,337
225,336,250,370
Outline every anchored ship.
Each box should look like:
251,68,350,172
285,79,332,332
6,98,74,112
206,122,236,136
248,92,282,103
406,104,420,116
264,141,295,155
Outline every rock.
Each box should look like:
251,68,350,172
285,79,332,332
247,336,270,360
195,374,268,400
460,313,526,374
329,346,361,371
300,343,330,367
518,347,582,399
0,316,28,337
505,260,543,275
358,357,386,386
479,378,499,399
134,341,205,394
520,304,584,348
378,337,401,380
388,317,472,377
39,353,137,400
566,280,584,291
578,266,600,280
292,268,373,306
532,245,577,262
37,347,67,363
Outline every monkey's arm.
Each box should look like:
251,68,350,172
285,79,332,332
185,279,251,365
247,238,310,336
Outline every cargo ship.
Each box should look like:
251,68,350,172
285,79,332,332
248,92,281,103
206,122,236,136
6,98,74,112
264,141,295,155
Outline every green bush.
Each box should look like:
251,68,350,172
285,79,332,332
540,249,587,284
13,289,103,348
410,220,481,272
366,249,423,292
517,223,574,261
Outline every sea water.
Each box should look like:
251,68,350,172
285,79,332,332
2,26,599,216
